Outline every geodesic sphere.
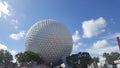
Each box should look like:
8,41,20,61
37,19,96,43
25,19,73,66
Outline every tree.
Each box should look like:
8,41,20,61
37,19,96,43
0,49,13,65
90,57,99,68
103,52,120,63
15,52,25,63
92,57,99,63
15,51,44,65
66,52,92,68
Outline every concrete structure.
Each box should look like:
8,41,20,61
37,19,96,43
114,59,120,68
25,19,73,66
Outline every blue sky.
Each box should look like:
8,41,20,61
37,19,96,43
0,0,120,62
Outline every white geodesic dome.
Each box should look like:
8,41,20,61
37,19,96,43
25,19,73,66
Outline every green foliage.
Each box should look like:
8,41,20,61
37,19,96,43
0,49,13,65
15,51,44,65
15,52,25,63
92,57,99,63
66,52,91,68
103,52,120,63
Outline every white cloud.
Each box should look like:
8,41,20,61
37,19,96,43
105,33,120,40
0,1,19,30
0,43,8,50
0,43,17,55
10,50,17,56
82,17,106,38
72,30,82,51
73,44,79,50
10,19,19,29
115,33,120,37
99,56,106,65
87,39,119,55
0,1,10,18
93,40,109,49
73,42,82,51
10,50,17,62
0,43,17,63
110,18,116,24
0,43,17,62
9,31,25,40
72,30,80,42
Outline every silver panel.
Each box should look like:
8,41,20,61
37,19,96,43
25,19,73,66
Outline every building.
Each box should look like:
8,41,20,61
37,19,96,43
25,19,73,66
